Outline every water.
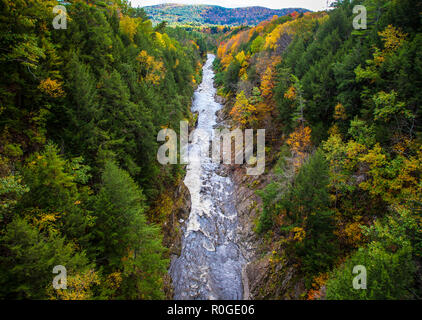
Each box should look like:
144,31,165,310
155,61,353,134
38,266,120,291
170,54,245,300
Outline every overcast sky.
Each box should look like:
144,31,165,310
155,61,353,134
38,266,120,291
131,0,333,12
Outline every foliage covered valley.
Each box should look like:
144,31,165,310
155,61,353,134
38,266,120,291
143,4,310,27
214,0,422,299
0,0,421,301
0,0,208,299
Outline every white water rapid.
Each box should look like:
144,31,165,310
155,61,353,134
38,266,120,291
170,54,245,300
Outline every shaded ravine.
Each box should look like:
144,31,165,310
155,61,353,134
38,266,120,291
169,54,246,300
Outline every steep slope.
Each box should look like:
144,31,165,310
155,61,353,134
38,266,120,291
213,0,422,300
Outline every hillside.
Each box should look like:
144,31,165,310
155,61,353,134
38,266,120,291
143,4,310,26
214,0,422,300
1,0,421,304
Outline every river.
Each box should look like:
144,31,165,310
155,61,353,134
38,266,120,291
169,54,246,300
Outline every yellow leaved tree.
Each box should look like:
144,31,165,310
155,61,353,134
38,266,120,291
286,125,312,170
119,16,140,42
136,50,165,85
38,78,65,98
230,91,258,128
49,269,100,300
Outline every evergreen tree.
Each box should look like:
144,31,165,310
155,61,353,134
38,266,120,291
0,217,89,299
93,161,168,299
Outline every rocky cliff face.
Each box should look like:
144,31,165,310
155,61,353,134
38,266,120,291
216,94,306,300
163,182,192,299
166,87,306,300
230,165,260,299
229,164,305,300
164,183,192,256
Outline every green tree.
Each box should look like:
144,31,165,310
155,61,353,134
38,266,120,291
0,217,89,299
93,161,168,299
19,144,93,247
251,35,265,54
326,207,418,299
326,242,415,299
223,60,241,93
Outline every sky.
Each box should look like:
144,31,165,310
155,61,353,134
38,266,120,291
130,0,333,12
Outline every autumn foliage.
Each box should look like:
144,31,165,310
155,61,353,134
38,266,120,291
287,125,312,170
217,0,422,300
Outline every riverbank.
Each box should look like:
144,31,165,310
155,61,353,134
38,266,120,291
169,54,246,300
215,80,307,300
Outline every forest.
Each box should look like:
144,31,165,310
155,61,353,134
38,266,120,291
214,0,421,299
0,0,207,299
143,4,310,27
0,0,421,300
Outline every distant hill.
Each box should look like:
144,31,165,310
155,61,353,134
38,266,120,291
143,4,310,26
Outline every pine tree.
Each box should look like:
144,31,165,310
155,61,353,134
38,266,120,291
93,161,168,299
0,217,89,299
